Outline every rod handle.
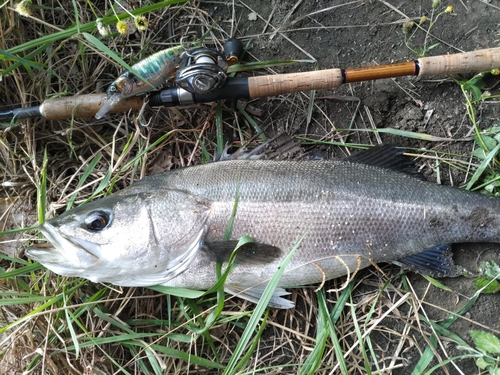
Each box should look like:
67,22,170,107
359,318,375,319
418,47,500,76
247,69,343,99
39,94,145,120
246,63,417,98
247,47,500,99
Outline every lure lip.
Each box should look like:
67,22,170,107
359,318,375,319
95,93,123,119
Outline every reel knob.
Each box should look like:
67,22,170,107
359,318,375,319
223,38,244,65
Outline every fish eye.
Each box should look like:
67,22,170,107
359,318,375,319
85,211,110,231
109,85,117,92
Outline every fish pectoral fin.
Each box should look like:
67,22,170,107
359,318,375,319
225,284,294,309
204,241,282,265
393,244,458,278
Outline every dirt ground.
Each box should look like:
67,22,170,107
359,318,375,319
225,1,500,373
223,0,500,374
1,0,500,374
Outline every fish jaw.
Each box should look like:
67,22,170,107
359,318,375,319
26,222,100,278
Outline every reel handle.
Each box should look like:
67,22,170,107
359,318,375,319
223,38,244,65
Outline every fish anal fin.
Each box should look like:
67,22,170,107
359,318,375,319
225,284,294,309
394,244,458,278
346,144,424,180
204,241,282,265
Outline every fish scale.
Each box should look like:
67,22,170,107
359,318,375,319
26,156,500,308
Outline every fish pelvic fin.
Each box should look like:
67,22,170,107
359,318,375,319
393,244,458,278
225,284,294,309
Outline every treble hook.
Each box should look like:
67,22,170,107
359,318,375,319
137,97,152,127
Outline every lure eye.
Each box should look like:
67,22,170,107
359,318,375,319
85,211,110,231
114,77,133,94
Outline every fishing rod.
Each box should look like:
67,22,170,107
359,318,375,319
1,46,499,122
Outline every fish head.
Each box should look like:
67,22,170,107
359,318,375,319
26,187,211,286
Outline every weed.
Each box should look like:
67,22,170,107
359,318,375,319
402,1,453,57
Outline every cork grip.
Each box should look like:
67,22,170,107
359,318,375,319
39,94,145,120
418,48,500,76
247,69,343,99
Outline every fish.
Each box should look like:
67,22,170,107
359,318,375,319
95,44,197,119
26,146,500,308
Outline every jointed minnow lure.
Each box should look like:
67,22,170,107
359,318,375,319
95,44,196,119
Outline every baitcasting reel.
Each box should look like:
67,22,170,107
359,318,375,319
174,38,243,95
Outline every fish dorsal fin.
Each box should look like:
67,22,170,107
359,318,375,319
393,244,458,278
204,241,282,265
225,283,294,309
346,145,424,180
214,134,304,162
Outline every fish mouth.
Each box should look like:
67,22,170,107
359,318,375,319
26,222,100,272
95,94,123,119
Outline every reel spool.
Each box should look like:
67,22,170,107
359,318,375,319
175,38,243,95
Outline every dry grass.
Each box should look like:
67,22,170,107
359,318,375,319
1,0,500,374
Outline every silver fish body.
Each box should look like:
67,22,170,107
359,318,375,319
26,159,500,308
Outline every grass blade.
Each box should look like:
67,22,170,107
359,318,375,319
238,106,267,141
465,143,500,190
318,290,348,375
81,32,154,89
336,127,455,142
223,234,305,375
6,0,189,55
37,148,48,224
62,287,80,358
227,59,315,73
66,152,102,210
216,100,224,154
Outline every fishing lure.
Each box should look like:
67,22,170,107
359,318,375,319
95,44,196,119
